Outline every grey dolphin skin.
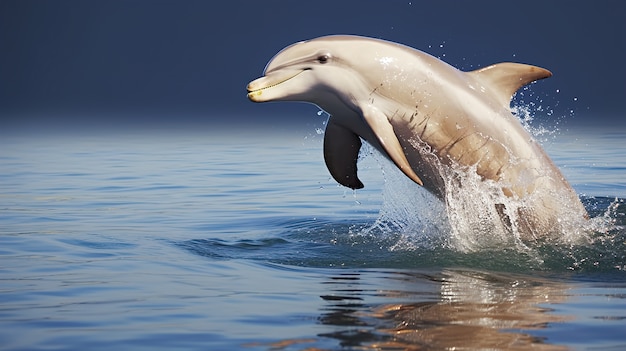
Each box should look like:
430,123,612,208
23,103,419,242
247,35,588,239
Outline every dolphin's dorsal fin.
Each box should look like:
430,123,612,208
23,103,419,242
468,63,552,108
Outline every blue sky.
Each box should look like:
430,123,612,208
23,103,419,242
1,0,624,131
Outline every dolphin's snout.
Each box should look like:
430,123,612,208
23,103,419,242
246,69,307,102
246,77,266,102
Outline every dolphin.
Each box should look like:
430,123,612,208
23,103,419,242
247,35,588,239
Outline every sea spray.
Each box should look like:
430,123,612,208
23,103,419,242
354,126,593,253
359,144,450,251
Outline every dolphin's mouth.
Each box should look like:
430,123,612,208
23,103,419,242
247,69,306,101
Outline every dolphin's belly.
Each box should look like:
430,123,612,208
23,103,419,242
389,105,571,201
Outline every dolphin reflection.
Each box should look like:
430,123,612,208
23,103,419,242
316,269,570,350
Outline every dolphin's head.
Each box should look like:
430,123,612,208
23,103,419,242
247,36,381,109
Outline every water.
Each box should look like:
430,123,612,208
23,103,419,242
1,122,625,350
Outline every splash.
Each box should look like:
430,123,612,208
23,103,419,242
355,148,624,272
353,113,618,256
360,145,450,251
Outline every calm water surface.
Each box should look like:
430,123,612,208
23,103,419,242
1,125,625,350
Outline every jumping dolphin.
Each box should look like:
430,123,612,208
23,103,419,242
247,35,588,238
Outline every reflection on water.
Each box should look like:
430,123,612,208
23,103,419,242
314,270,569,350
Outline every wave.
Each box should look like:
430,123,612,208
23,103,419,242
179,196,625,273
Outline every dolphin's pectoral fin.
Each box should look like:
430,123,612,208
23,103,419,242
323,118,364,189
468,63,552,108
361,105,424,186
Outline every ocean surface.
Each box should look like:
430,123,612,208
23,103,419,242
1,120,625,351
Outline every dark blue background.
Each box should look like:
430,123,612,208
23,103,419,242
1,0,624,132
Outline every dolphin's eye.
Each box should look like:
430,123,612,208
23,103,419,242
317,54,330,64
